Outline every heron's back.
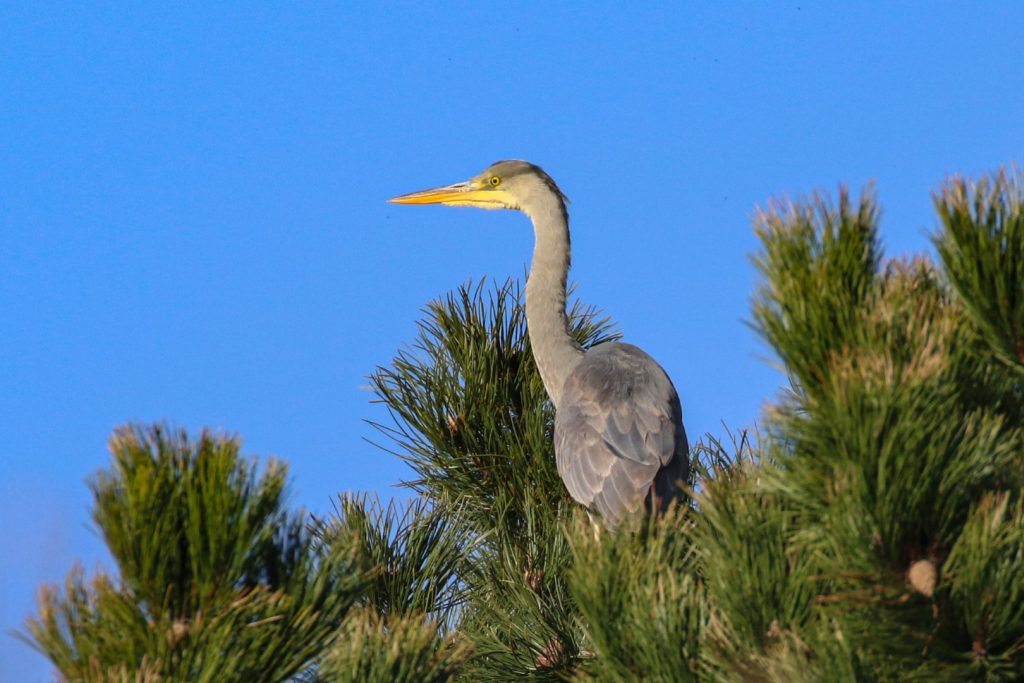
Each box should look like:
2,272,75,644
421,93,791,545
553,342,688,528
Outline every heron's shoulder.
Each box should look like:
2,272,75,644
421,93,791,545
563,342,677,401
582,341,654,362
578,342,664,375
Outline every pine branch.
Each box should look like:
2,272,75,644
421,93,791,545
315,494,476,628
22,424,367,683
936,166,1024,372
752,186,882,399
566,505,706,682
318,608,471,683
750,180,1024,680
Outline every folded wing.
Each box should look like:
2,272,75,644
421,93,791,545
554,343,688,528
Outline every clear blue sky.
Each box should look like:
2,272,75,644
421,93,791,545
2,4,1021,679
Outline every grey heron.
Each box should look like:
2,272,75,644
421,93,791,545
389,160,689,528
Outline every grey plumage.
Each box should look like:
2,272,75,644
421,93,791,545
555,343,688,528
389,160,689,528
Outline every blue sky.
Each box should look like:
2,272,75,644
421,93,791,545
2,4,1022,679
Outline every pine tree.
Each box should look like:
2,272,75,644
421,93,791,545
22,425,367,682
24,166,1024,681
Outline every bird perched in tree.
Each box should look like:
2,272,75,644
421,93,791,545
389,160,688,528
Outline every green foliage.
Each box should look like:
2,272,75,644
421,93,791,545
944,492,1024,677
91,426,293,616
23,425,365,683
935,167,1024,372
744,171,1024,680
318,608,471,683
566,505,706,682
317,494,474,625
696,452,833,680
453,498,581,681
752,187,882,398
310,498,476,682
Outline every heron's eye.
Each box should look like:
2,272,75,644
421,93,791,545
489,176,501,187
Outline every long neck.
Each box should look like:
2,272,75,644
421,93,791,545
524,194,584,407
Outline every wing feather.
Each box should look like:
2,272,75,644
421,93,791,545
554,342,689,528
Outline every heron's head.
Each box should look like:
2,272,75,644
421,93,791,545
388,160,568,219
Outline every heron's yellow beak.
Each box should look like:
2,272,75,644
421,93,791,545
388,181,511,208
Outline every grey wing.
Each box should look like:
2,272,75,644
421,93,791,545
554,343,689,528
